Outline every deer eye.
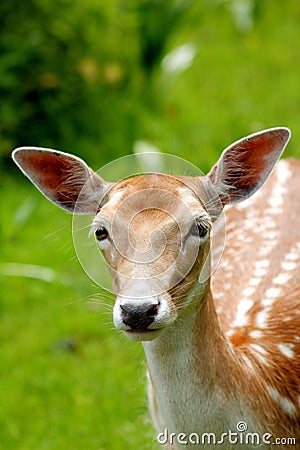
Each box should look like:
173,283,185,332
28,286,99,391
95,226,109,241
190,221,209,239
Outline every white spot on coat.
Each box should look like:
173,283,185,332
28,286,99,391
268,386,297,418
273,273,291,285
256,310,269,329
277,343,295,359
233,299,254,327
250,343,268,355
282,261,297,271
249,330,263,339
264,287,281,299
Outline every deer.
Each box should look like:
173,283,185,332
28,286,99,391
12,127,300,449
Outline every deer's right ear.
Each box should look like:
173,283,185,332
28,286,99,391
12,147,108,214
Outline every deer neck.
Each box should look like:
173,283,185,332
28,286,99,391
143,284,234,388
142,284,256,442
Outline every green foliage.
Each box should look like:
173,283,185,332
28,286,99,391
1,0,300,168
0,0,133,161
0,0,190,164
2,0,300,448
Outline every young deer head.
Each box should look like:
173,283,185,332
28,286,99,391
13,128,300,448
12,128,289,339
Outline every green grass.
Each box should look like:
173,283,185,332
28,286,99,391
2,2,300,449
142,1,300,168
1,179,159,450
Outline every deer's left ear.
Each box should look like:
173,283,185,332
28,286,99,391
207,127,291,205
12,147,109,214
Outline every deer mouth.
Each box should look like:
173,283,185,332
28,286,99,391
123,328,163,341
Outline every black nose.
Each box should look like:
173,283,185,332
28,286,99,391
120,301,160,330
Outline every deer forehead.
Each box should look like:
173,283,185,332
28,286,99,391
96,174,207,229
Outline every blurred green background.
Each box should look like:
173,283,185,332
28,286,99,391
1,1,300,449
